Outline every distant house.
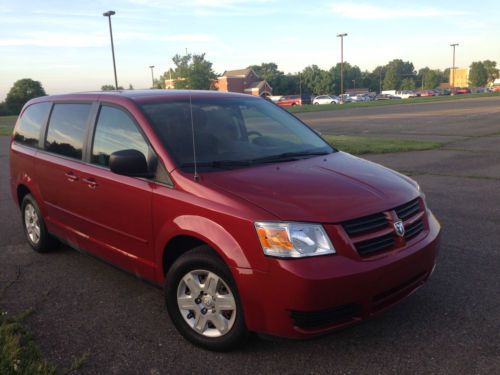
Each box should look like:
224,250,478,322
217,68,272,97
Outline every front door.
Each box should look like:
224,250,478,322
76,104,156,280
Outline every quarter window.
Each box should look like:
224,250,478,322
45,104,92,160
13,102,51,147
92,106,149,167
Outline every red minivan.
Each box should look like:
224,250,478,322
10,90,440,351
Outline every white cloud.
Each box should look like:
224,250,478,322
330,2,467,20
0,31,217,48
0,32,108,48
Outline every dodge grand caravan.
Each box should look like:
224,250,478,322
10,90,440,351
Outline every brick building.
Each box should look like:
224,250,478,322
217,68,272,97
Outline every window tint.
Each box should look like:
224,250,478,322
45,104,91,160
13,102,51,147
92,106,149,167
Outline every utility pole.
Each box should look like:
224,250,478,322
379,69,382,93
149,65,155,88
103,11,118,89
337,33,348,103
450,43,459,88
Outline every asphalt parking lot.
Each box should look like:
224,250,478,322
1,96,499,374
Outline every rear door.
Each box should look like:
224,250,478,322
36,102,94,243
76,104,156,280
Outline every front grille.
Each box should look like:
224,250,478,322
404,219,424,241
394,198,420,220
342,213,388,236
290,304,359,329
341,197,425,257
355,233,395,256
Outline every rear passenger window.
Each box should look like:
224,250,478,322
91,106,149,167
45,104,91,160
14,102,51,147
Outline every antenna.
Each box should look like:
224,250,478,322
189,92,200,182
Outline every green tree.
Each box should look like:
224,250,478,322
383,68,400,90
300,65,333,95
420,69,440,89
249,62,282,83
469,61,488,87
400,78,416,90
101,84,124,91
482,60,499,83
166,53,216,90
329,62,362,94
5,79,46,114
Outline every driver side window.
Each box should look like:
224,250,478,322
92,105,149,167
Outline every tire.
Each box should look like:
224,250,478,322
21,194,58,253
314,102,319,105
165,246,248,351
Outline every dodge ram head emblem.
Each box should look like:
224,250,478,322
394,221,405,237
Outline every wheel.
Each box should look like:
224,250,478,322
21,194,57,252
165,246,248,351
314,102,319,105
330,101,336,105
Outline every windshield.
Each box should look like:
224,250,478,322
140,97,334,171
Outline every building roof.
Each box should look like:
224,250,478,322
222,68,256,78
243,80,271,90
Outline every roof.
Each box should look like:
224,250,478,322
221,68,256,78
244,81,271,90
26,89,257,106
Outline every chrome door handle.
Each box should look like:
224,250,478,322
65,172,78,182
82,177,98,189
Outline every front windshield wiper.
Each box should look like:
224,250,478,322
250,150,332,164
180,150,333,170
180,160,252,169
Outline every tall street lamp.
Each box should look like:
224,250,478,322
450,43,459,88
103,10,118,89
337,33,348,103
149,65,155,88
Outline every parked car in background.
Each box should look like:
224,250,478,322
277,95,312,107
375,94,401,100
349,94,371,102
451,88,470,95
312,95,340,105
418,90,435,97
395,90,417,99
338,94,352,103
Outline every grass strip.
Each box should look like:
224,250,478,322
323,135,443,155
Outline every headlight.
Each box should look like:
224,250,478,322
255,222,335,258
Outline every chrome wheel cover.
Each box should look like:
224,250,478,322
24,203,41,245
177,269,237,337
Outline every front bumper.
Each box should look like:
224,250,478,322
234,210,441,339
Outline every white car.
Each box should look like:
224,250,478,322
312,95,340,105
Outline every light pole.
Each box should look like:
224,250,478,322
450,43,459,88
337,33,348,103
103,10,118,89
149,65,155,88
352,79,356,89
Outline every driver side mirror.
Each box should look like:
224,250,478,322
109,149,154,178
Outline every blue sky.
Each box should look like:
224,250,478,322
1,0,498,99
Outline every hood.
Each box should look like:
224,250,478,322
201,152,419,223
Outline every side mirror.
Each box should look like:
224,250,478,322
109,149,153,178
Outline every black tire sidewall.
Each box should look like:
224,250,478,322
165,246,248,351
